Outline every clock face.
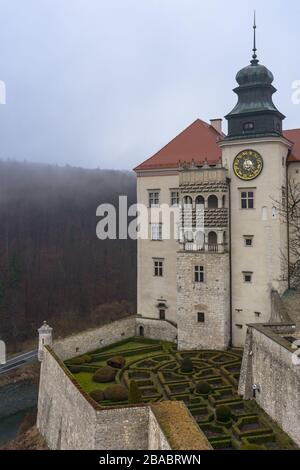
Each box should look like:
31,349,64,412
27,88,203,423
233,149,263,181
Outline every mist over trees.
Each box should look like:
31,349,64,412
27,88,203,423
0,160,137,351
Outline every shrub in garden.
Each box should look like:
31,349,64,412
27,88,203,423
89,389,105,403
82,354,93,363
180,357,193,373
69,365,82,374
93,366,116,383
107,355,126,369
240,444,265,450
69,354,92,365
128,380,142,404
68,356,86,365
104,384,128,402
215,405,232,423
196,381,212,395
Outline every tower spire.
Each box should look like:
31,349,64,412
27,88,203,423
251,11,259,65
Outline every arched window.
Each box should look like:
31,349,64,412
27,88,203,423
222,195,226,208
208,231,217,251
183,195,192,206
207,195,218,209
195,195,205,206
138,325,144,337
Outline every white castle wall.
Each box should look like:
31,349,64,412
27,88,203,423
239,324,300,447
53,316,136,361
135,317,178,343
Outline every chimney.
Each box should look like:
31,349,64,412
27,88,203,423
210,118,222,134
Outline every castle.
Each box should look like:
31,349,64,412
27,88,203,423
36,23,300,450
134,25,300,350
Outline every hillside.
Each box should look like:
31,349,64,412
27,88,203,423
0,160,137,351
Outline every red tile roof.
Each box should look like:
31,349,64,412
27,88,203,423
284,129,300,162
134,119,222,171
134,120,300,171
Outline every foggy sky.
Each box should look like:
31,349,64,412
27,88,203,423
0,0,299,170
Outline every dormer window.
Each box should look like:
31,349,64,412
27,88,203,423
243,122,254,131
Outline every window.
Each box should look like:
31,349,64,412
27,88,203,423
159,309,165,320
170,190,179,206
195,195,205,206
243,272,253,283
243,122,254,131
207,194,218,209
154,259,163,277
151,224,162,241
197,312,205,323
282,186,286,207
148,191,160,207
195,265,204,283
244,236,253,247
241,191,254,209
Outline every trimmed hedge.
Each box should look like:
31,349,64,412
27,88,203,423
180,357,193,373
93,366,116,383
69,365,81,374
104,384,128,402
68,354,92,365
215,405,232,423
107,355,126,369
196,381,212,395
240,443,265,450
89,389,105,403
128,380,142,404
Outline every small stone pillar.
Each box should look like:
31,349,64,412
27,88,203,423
38,321,53,361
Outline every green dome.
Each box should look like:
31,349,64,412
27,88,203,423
236,62,274,87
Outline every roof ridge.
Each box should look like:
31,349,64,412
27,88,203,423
134,119,221,172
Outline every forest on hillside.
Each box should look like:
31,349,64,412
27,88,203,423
0,160,137,351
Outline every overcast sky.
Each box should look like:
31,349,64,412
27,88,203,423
0,0,299,170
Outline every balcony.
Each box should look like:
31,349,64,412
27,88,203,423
182,242,228,253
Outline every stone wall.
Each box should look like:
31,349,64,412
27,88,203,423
95,406,150,450
238,324,300,446
135,317,177,343
148,408,171,450
177,251,230,350
37,346,98,449
37,345,210,450
53,316,136,361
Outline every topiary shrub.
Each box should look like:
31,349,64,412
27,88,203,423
82,354,93,363
215,405,232,423
89,389,105,403
180,357,193,373
240,443,265,450
68,356,86,365
128,380,142,404
196,381,212,395
93,366,116,383
107,355,126,369
104,384,128,402
69,365,82,374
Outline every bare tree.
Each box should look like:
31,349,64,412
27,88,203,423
276,177,300,287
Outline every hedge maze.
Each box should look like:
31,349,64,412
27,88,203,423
65,338,297,450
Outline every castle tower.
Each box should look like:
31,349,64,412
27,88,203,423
38,321,53,361
177,163,230,350
220,17,291,346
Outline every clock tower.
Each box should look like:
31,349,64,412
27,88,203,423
220,16,292,347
